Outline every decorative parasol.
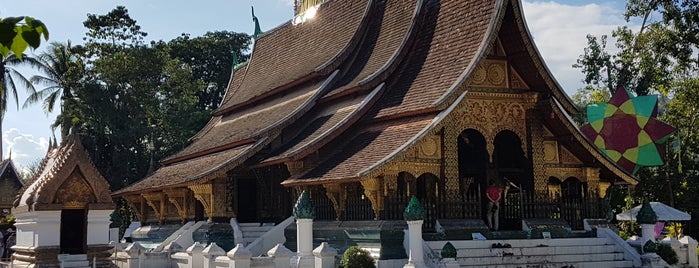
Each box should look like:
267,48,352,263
616,202,691,222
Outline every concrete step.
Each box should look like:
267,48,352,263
460,260,634,268
239,226,275,232
455,244,618,258
238,222,274,227
456,252,625,266
428,238,613,250
60,261,90,268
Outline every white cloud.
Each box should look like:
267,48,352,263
3,128,49,173
278,0,295,7
522,1,630,94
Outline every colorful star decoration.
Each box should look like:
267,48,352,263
580,88,675,175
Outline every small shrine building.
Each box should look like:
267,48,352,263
12,136,115,267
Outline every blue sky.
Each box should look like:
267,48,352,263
0,0,631,172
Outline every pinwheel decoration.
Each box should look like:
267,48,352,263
580,88,675,175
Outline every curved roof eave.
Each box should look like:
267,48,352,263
315,0,376,74
357,0,425,89
358,90,469,178
163,70,341,165
281,82,386,163
433,0,506,109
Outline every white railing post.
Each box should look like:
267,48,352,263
202,243,226,268
268,244,293,268
680,236,698,268
227,243,251,268
312,242,337,268
187,242,205,268
125,242,146,268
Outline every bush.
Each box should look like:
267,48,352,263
340,246,376,268
656,243,678,265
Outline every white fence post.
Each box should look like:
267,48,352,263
202,243,226,268
227,243,251,268
125,242,146,268
680,236,698,268
188,242,205,268
268,244,293,268
312,242,337,268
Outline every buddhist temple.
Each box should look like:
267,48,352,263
114,0,637,237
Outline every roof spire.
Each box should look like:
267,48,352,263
251,6,262,39
231,50,239,69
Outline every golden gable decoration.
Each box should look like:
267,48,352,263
14,135,114,213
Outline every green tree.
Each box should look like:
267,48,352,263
82,6,147,56
0,16,49,158
164,31,250,110
24,41,86,139
0,53,44,157
572,0,699,237
0,16,49,58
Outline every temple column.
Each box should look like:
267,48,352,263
189,184,215,222
443,126,461,201
584,167,601,197
123,195,145,223
323,183,346,221
361,177,383,220
141,192,166,224
164,188,189,223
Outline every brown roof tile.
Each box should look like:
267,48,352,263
217,63,249,116
216,0,371,113
114,143,254,196
325,0,420,98
166,79,325,161
260,94,365,164
370,0,498,119
283,115,434,185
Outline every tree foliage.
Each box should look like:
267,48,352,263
25,6,251,193
0,16,49,58
163,31,250,110
572,0,699,237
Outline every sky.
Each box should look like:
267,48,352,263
0,0,631,173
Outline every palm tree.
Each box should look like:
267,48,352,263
0,53,43,158
24,41,85,139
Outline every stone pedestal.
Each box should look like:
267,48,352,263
295,218,314,268
641,223,655,246
441,258,459,268
404,220,424,268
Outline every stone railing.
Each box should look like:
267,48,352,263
113,241,337,268
246,216,295,257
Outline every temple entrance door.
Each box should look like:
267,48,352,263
60,209,87,254
416,173,438,229
237,178,257,222
458,129,488,220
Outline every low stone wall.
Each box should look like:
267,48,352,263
112,242,336,268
